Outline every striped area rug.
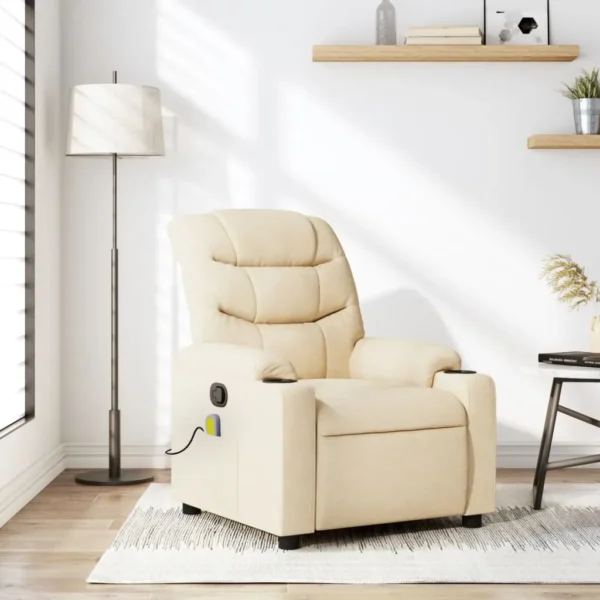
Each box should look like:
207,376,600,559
88,483,600,584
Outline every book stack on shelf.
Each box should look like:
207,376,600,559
405,25,482,46
539,352,600,369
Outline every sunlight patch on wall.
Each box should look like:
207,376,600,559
156,0,257,141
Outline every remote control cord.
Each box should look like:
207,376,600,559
165,426,205,455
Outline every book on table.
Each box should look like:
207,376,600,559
538,352,600,368
405,36,482,46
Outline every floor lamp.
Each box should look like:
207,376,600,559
66,72,165,486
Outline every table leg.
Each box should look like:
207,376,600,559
533,381,554,488
533,378,562,510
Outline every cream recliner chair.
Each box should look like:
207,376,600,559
168,209,496,550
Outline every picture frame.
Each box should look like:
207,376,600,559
483,0,550,46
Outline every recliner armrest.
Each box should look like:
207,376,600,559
433,371,496,516
349,337,461,387
177,343,298,381
171,347,314,537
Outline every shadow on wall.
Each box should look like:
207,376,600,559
498,422,541,445
361,289,456,349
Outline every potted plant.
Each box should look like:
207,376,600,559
562,68,600,135
542,254,600,351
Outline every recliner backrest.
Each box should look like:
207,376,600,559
169,210,365,379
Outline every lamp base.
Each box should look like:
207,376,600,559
75,469,154,486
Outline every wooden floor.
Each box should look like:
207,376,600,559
1,469,600,599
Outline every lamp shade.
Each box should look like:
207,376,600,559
66,84,165,156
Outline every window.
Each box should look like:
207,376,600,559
0,0,34,433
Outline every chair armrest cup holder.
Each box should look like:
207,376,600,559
443,370,477,375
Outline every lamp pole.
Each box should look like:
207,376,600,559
109,70,120,479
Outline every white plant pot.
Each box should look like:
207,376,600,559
591,316,600,353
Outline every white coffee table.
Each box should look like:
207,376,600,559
526,364,600,510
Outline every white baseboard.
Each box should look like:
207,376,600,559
63,442,600,470
497,443,600,469
64,444,171,469
0,444,66,527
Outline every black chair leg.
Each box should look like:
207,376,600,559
462,514,483,528
182,503,202,515
278,535,300,550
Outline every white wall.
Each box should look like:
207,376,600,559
61,0,600,467
0,0,63,525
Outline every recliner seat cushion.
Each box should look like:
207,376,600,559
305,379,467,437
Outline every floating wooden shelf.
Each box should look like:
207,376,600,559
528,135,600,149
312,45,579,63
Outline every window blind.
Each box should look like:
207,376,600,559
0,0,34,432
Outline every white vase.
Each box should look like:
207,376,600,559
591,316,600,353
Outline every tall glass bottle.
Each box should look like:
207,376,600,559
376,0,397,45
